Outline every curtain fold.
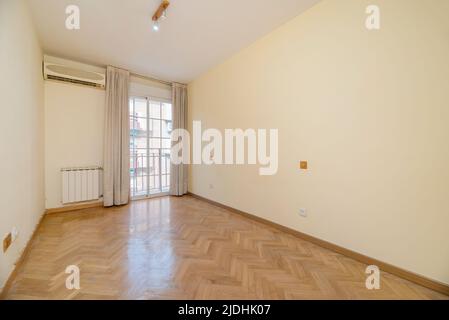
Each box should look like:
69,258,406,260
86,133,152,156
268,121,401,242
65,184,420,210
103,66,130,206
170,83,188,196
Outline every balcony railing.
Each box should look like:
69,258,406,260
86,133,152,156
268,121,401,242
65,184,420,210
130,150,170,197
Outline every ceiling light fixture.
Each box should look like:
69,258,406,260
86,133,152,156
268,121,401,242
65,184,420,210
152,0,170,31
152,20,160,31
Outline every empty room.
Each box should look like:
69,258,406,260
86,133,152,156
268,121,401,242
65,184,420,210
1,0,449,307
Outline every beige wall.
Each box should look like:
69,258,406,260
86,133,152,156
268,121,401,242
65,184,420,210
0,0,45,290
188,0,449,284
44,81,105,209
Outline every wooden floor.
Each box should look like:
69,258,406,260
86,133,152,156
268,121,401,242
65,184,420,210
2,196,447,300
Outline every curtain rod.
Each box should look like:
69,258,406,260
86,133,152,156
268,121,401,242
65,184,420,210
109,64,185,86
130,72,174,87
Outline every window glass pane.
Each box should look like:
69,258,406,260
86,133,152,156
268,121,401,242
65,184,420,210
131,155,148,173
149,176,155,190
150,119,161,137
148,154,157,175
129,99,134,116
134,98,147,118
166,162,170,174
150,138,161,149
137,117,149,131
133,136,147,149
162,120,172,138
130,118,148,148
150,102,161,119
161,149,170,175
162,176,170,190
162,103,172,120
130,157,137,175
130,175,136,190
161,138,171,149
135,176,148,195
152,176,160,191
132,148,147,156
150,152,160,175
161,152,170,175
161,175,165,188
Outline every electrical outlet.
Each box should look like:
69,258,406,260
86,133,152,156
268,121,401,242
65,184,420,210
3,233,12,252
299,208,307,217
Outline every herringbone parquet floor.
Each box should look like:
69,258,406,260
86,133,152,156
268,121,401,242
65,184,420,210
2,196,448,300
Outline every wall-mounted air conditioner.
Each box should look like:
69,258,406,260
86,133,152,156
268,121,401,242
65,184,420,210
43,55,106,89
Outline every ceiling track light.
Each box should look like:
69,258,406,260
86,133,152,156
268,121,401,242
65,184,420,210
152,0,170,31
152,20,160,31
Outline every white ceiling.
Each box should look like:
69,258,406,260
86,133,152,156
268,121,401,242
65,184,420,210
27,0,321,83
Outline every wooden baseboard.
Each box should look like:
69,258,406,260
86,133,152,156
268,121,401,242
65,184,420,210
187,192,449,296
0,212,46,299
45,200,103,214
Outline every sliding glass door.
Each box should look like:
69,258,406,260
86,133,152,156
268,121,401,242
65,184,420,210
129,96,172,199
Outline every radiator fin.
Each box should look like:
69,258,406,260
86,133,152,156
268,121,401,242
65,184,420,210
62,167,102,204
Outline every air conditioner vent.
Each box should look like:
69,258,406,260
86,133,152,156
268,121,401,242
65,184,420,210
46,75,103,88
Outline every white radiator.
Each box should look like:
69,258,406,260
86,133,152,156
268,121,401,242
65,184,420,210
61,167,103,204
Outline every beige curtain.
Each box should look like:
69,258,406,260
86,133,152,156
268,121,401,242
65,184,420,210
103,66,130,206
170,83,188,196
